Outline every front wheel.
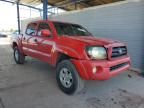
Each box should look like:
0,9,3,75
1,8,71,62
56,60,84,95
14,47,25,64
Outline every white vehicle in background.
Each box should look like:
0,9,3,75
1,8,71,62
0,32,7,38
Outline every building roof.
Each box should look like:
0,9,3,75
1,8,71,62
10,0,125,11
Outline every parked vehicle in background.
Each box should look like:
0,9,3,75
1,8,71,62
0,32,7,37
11,20,131,95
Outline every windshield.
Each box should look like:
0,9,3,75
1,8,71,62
54,22,92,36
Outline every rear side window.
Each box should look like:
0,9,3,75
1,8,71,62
26,23,37,36
37,22,51,36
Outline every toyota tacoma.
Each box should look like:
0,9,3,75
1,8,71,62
11,20,131,95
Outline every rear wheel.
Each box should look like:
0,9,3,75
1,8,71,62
56,60,84,95
14,47,25,64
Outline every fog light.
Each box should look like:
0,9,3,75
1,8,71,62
92,67,97,74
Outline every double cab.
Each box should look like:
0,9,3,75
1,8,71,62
11,20,131,95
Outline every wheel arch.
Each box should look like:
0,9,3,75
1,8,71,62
51,46,81,67
55,52,74,66
52,51,89,80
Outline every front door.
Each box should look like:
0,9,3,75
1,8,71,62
34,22,54,64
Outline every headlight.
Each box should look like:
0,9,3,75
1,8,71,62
86,46,107,59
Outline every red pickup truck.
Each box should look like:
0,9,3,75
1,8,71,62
11,20,131,95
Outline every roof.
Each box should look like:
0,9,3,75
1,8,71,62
10,0,125,11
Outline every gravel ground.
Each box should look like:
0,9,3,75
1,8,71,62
0,37,144,108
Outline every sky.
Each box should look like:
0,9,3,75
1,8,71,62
0,1,65,31
0,2,18,30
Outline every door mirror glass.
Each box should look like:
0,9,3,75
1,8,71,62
41,29,51,37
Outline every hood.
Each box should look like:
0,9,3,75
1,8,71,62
59,36,120,46
57,36,124,60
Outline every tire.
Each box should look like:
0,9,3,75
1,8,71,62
56,60,84,95
14,47,25,64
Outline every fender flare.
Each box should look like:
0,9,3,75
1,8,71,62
51,45,89,80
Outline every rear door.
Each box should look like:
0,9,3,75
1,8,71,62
22,22,39,58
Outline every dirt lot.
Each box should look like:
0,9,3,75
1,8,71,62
0,37,144,108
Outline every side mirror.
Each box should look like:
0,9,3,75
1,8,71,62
41,29,51,37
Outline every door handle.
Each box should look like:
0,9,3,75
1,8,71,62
23,37,26,40
34,39,38,42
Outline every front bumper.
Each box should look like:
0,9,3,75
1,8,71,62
72,56,131,80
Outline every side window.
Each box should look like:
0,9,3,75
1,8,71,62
26,23,37,36
37,22,51,36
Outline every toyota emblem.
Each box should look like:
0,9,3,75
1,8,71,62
118,49,123,54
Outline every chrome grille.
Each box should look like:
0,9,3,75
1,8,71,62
111,46,127,58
